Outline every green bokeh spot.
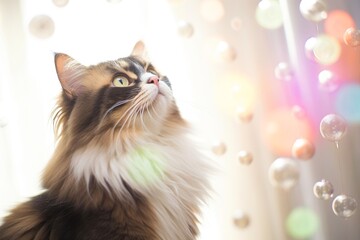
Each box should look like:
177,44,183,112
127,146,165,186
286,207,319,239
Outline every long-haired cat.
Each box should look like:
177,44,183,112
0,42,212,240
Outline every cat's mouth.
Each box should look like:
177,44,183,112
147,82,171,103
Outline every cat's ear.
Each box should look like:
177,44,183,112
131,41,147,58
54,53,86,99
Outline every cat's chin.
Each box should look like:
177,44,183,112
146,82,172,111
148,93,171,119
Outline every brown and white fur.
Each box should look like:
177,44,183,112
0,42,212,240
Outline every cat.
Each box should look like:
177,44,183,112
0,42,213,240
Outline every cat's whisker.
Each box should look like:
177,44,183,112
110,102,141,155
113,92,150,149
127,91,154,134
102,99,132,121
97,99,132,132
150,104,161,120
139,104,150,133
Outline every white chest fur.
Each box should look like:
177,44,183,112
70,134,212,240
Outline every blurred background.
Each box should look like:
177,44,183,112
1,0,360,239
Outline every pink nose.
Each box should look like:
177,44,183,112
147,76,159,87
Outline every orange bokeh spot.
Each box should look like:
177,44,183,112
264,109,314,156
325,10,356,39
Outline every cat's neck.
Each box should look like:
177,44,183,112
42,124,211,240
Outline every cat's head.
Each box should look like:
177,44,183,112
53,41,185,150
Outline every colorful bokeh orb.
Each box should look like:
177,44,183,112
255,0,283,30
213,41,237,62
325,10,355,39
177,20,194,38
274,62,293,81
200,0,225,22
299,0,327,22
320,114,347,142
318,70,339,92
332,194,357,218
268,157,299,190
264,109,313,156
335,83,360,123
313,35,341,65
304,37,318,61
292,105,306,119
237,150,253,165
236,107,253,123
292,138,315,160
29,15,55,39
286,207,319,239
343,28,360,47
127,147,165,186
211,141,227,156
313,179,334,200
233,210,250,229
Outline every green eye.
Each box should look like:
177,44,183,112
113,76,130,87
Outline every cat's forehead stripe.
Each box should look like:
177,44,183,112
105,66,138,79
123,70,137,79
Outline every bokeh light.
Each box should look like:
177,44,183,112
332,194,357,218
237,150,253,165
233,210,250,229
255,0,283,30
299,0,327,22
313,179,334,200
304,37,318,61
28,15,55,39
200,0,225,22
324,10,355,39
236,107,254,123
318,70,339,92
320,114,347,142
127,147,165,186
177,20,194,38
343,28,360,47
335,83,360,123
264,109,314,156
213,41,237,62
268,157,299,190
286,207,319,239
292,105,307,119
274,62,293,81
292,138,315,160
313,34,341,65
211,141,227,156
215,73,258,116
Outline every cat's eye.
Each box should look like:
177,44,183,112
113,76,130,87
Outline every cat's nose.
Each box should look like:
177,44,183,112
147,76,159,87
